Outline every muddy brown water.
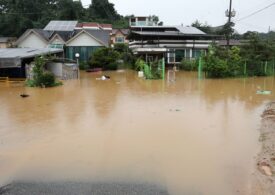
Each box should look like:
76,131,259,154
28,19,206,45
0,71,275,195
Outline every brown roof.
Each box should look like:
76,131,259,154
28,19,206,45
77,23,112,30
112,29,130,35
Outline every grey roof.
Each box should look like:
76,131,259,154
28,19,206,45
176,26,206,35
130,31,214,37
32,29,53,41
74,29,110,46
44,21,78,31
0,48,63,59
52,31,74,42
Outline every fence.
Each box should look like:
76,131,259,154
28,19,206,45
179,57,275,78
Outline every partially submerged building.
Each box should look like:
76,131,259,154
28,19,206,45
16,21,111,62
0,48,63,78
128,25,219,65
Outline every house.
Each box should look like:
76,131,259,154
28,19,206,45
111,29,130,45
129,16,158,27
0,37,17,48
65,29,109,62
16,21,111,62
128,25,219,65
0,48,63,78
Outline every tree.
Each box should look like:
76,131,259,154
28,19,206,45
89,48,120,70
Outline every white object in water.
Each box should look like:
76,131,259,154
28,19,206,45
138,71,144,78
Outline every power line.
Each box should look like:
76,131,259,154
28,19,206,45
237,1,275,22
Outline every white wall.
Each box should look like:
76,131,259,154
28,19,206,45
18,33,47,48
67,32,103,47
46,63,63,78
51,37,64,45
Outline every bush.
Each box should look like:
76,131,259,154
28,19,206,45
26,56,62,88
180,59,198,71
204,45,243,78
79,61,89,70
38,72,56,87
89,48,120,70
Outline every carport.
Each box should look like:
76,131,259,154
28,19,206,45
0,48,63,78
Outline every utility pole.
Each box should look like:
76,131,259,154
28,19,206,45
225,0,236,47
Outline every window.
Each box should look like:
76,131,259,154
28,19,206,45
168,49,175,63
115,36,125,43
192,49,205,58
175,50,186,62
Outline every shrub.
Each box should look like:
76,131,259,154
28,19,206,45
38,72,56,87
180,59,198,71
79,61,89,70
89,48,120,70
26,56,62,88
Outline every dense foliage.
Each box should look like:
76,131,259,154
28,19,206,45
180,59,198,71
27,57,62,87
88,44,136,70
89,48,120,70
0,0,127,37
203,45,242,78
203,33,275,78
135,58,163,80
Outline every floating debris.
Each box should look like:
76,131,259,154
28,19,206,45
20,94,30,98
256,90,272,95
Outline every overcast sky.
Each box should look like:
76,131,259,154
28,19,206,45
82,0,275,33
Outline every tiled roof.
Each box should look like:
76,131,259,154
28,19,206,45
112,29,130,35
77,23,112,30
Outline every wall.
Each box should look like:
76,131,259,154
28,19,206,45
18,33,47,48
46,63,63,78
65,46,103,62
66,33,103,47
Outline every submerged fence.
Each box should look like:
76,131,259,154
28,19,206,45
179,58,275,78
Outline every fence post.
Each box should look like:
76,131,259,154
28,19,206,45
198,57,203,80
244,61,247,76
273,58,275,75
162,57,165,80
265,61,268,75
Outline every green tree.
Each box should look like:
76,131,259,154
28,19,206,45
89,48,120,70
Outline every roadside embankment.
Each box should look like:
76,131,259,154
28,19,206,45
253,102,275,195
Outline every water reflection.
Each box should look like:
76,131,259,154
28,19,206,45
0,71,274,194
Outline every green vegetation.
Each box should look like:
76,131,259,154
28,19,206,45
88,44,136,70
0,0,160,37
135,58,163,80
180,59,198,71
89,47,119,70
203,35,275,78
26,57,62,88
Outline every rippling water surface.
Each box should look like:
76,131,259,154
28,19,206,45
0,71,275,195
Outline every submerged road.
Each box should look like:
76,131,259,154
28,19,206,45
0,182,169,195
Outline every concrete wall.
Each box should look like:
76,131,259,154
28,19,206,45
46,63,63,78
18,33,47,48
67,33,103,47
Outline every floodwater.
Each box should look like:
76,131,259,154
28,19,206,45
0,71,275,195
